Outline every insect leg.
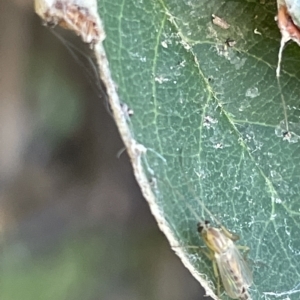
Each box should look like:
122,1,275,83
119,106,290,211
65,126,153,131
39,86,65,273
237,245,249,252
212,259,221,297
177,245,214,260
237,245,250,260
220,226,240,241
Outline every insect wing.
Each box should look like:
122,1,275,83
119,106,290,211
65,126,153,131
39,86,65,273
216,243,252,298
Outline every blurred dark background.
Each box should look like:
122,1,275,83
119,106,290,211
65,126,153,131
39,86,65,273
0,1,204,299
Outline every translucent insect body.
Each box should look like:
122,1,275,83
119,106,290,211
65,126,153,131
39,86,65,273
198,221,252,300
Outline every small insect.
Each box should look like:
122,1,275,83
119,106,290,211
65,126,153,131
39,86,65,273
34,0,105,46
197,220,252,300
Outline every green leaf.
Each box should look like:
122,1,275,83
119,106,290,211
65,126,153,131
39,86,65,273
96,0,300,299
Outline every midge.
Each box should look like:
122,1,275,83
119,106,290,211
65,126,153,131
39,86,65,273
197,220,252,300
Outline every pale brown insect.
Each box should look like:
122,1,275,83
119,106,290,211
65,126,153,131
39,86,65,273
198,220,252,300
34,0,105,46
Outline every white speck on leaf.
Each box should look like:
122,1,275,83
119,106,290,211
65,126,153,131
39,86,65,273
214,143,223,149
180,40,191,50
155,76,169,84
203,116,218,128
254,28,262,35
245,87,260,98
161,41,168,48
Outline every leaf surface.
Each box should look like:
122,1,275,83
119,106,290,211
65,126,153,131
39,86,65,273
98,0,300,299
